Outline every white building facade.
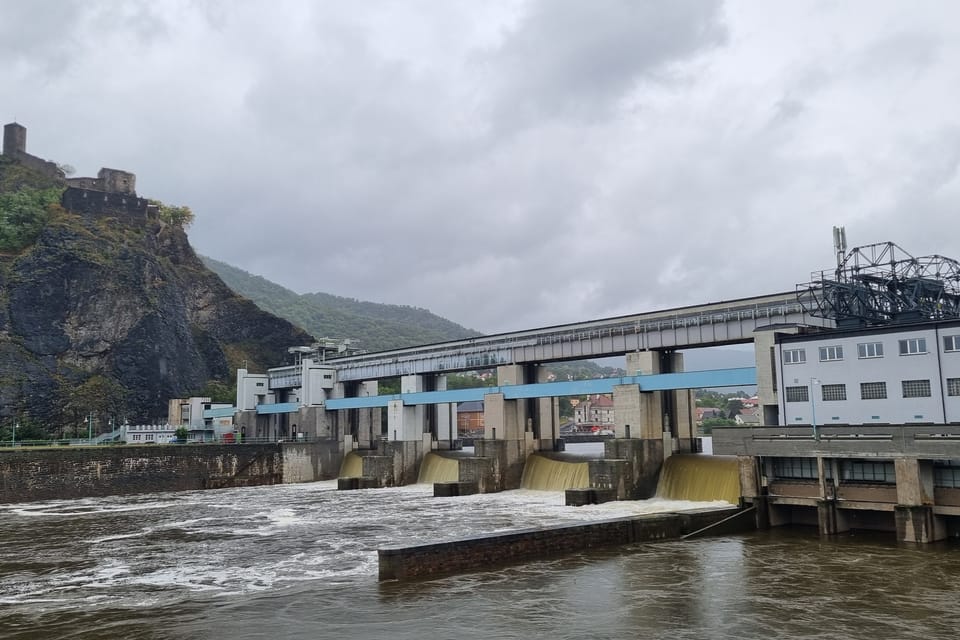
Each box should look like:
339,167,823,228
775,320,960,426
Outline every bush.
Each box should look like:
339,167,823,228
0,186,62,252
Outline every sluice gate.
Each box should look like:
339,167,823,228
656,454,741,504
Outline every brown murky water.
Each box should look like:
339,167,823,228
1,480,958,640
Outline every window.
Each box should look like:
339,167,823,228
132,434,141,441
255,382,265,387
819,345,843,362
783,348,805,365
899,337,927,355
860,382,887,400
948,378,960,397
772,457,819,480
944,335,960,352
785,386,809,402
857,342,884,359
821,384,846,401
935,464,960,488
902,379,932,398
841,460,895,483
146,433,155,440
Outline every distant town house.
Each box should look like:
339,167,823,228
574,394,614,426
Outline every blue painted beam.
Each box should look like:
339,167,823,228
326,395,395,409
256,402,300,415
204,406,237,418
320,367,756,410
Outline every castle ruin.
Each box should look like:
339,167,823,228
2,122,65,181
3,121,156,219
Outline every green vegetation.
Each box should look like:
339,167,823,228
696,389,749,419
150,200,194,228
0,185,63,252
699,417,738,434
202,256,482,351
197,380,235,404
174,426,189,441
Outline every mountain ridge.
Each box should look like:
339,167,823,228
201,256,482,352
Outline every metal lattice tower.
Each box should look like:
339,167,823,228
797,240,960,328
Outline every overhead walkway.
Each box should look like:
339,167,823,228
328,291,829,381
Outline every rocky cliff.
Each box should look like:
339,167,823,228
0,156,312,432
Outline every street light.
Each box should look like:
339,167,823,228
810,378,820,441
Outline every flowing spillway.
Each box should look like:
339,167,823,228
417,452,460,484
339,450,363,477
656,454,740,504
520,453,590,491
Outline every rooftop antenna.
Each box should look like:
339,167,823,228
833,225,847,269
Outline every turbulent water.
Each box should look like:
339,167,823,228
2,477,959,639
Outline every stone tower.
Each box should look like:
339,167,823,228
97,168,136,195
3,122,27,157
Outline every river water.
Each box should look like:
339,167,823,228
2,479,959,639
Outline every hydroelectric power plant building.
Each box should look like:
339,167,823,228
225,234,960,544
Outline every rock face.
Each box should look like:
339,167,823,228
0,159,312,427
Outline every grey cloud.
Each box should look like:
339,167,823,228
0,0,86,73
4,1,960,336
484,0,727,127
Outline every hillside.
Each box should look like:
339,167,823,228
0,154,312,433
201,257,482,351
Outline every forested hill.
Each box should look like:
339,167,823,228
201,257,482,351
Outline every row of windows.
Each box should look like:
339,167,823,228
771,459,896,483
841,461,896,483
783,335,960,365
784,378,959,402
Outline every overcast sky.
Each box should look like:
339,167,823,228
3,1,959,334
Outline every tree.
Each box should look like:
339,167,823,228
725,399,744,419
700,417,738,434
150,199,195,228
0,186,62,252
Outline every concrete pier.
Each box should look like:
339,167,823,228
378,507,746,581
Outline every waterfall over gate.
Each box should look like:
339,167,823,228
656,455,740,504
417,452,460,484
340,451,363,478
520,454,590,491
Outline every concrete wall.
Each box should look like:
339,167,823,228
61,187,150,220
0,441,343,504
281,441,343,483
378,507,743,581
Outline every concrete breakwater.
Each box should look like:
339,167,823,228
0,441,343,504
378,506,753,581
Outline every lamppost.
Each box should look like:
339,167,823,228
11,421,17,447
810,378,820,441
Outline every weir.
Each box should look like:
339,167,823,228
520,454,590,491
339,450,363,478
418,452,460,484
656,454,741,505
